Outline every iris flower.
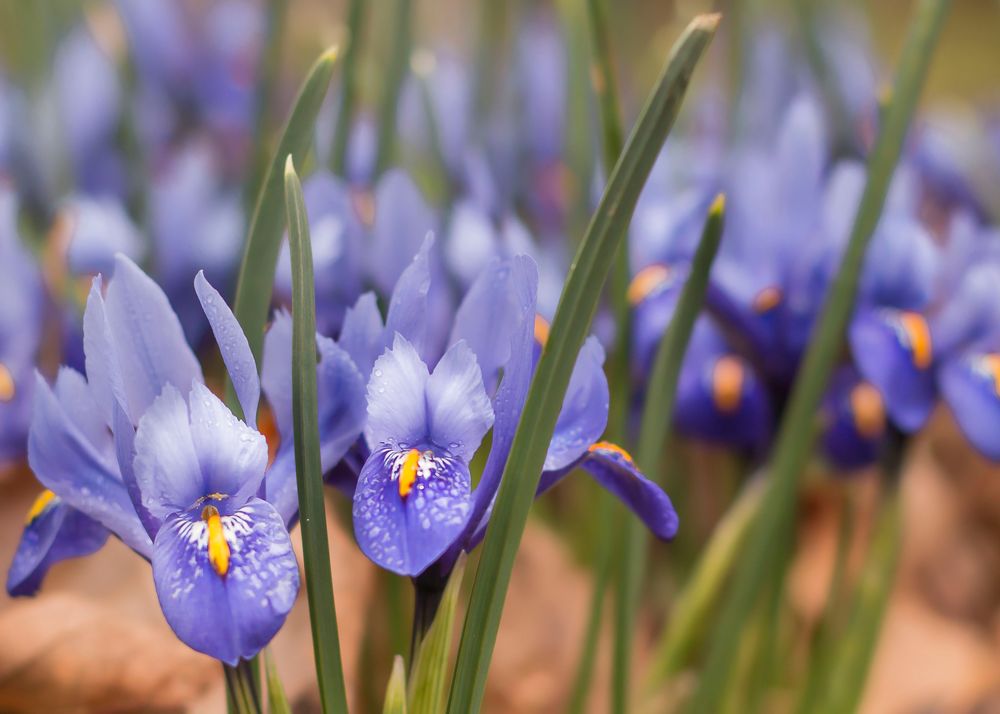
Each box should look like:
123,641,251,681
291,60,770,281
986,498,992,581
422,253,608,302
9,255,299,665
330,238,679,579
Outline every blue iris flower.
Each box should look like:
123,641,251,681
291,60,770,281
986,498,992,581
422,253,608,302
326,238,678,579
0,188,45,464
8,254,300,666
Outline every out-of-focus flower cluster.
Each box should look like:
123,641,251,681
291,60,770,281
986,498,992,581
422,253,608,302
0,0,997,671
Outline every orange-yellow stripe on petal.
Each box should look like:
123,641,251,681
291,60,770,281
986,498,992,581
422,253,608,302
398,448,421,498
25,490,57,525
752,286,782,314
534,315,551,348
850,382,885,438
588,440,635,465
202,505,230,577
712,356,744,413
627,264,671,306
0,362,15,403
898,312,933,369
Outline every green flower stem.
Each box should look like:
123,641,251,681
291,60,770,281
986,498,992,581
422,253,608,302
330,0,367,176
374,0,412,175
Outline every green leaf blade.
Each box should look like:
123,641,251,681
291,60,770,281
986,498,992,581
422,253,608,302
231,48,338,377
446,15,719,714
382,656,409,714
285,156,349,714
408,557,467,714
264,650,293,714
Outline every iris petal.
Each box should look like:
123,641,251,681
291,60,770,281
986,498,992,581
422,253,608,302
103,254,203,420
939,350,1000,461
195,271,259,426
384,234,435,360
152,498,299,665
337,292,385,379
582,445,680,540
426,340,494,461
365,334,431,452
450,258,523,388
372,171,438,295
849,308,935,432
188,382,268,504
7,496,109,596
28,374,152,557
133,383,203,518
353,446,472,576
544,337,609,471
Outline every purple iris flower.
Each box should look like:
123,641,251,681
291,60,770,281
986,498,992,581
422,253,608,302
0,188,44,464
338,238,678,579
60,140,244,343
9,254,299,665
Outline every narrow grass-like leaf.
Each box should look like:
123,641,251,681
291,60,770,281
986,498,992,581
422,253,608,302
330,0,367,175
230,48,338,383
446,16,719,714
815,492,901,714
374,0,412,175
611,196,725,712
264,650,292,714
685,1,949,710
246,0,289,205
581,0,633,708
285,157,349,714
645,477,764,685
408,557,466,714
383,656,408,714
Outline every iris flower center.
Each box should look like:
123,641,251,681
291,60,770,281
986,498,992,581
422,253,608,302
201,505,230,577
627,264,672,306
397,448,423,499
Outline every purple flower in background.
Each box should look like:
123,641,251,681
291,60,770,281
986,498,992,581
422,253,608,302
0,188,44,464
9,255,299,665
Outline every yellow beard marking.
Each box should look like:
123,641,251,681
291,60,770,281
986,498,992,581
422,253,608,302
587,441,635,465
25,490,57,524
898,312,932,369
752,286,782,314
398,448,422,499
850,382,885,438
627,264,671,306
201,505,230,577
0,363,15,402
534,315,551,348
712,356,744,414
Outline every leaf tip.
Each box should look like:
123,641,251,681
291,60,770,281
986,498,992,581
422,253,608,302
321,45,340,65
709,192,726,216
284,154,297,179
694,12,722,32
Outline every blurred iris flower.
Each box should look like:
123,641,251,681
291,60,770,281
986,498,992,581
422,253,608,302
0,188,45,464
8,255,299,666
